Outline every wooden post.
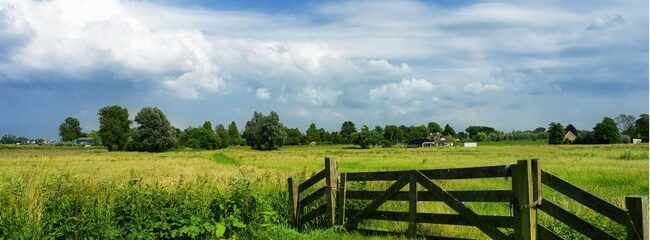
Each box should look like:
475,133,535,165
512,160,537,240
287,178,300,228
408,170,418,239
626,196,648,240
337,173,347,225
531,159,541,205
325,157,338,227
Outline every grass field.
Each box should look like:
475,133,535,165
0,143,647,239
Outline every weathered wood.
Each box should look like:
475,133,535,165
300,186,326,210
531,159,542,205
415,171,509,240
512,160,537,240
539,199,617,240
336,173,347,225
346,165,510,181
298,169,326,192
355,228,472,240
542,170,629,225
287,178,300,228
625,196,648,240
537,224,564,240
301,204,328,225
345,210,514,228
408,171,418,238
325,157,337,226
344,175,409,230
346,190,511,202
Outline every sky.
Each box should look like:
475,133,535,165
0,0,648,139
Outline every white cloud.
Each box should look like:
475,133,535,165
295,86,342,106
463,81,501,94
369,78,435,101
587,14,625,31
255,88,270,100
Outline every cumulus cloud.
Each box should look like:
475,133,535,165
369,78,435,101
463,81,501,94
586,14,625,31
255,88,270,100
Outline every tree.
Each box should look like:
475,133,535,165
319,128,331,142
305,123,320,142
533,127,546,133
202,121,213,132
243,111,287,150
614,114,636,135
457,131,468,141
443,124,456,137
340,121,357,144
408,125,429,140
564,124,577,135
383,125,402,146
132,107,176,152
547,122,565,144
98,105,131,151
228,121,242,146
352,127,383,149
593,117,619,144
285,128,303,145
634,114,648,142
59,117,82,142
1,134,17,144
181,127,220,150
465,126,496,140
427,122,442,134
215,124,230,148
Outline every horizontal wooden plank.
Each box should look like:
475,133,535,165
539,199,617,240
347,190,511,202
298,169,326,192
346,210,513,228
355,228,472,240
541,171,629,226
537,224,564,240
346,165,510,181
300,186,326,210
301,204,327,224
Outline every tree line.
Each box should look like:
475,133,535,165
2,106,647,151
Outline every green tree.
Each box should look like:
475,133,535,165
614,114,636,135
408,125,429,140
547,122,565,144
132,107,176,152
0,134,17,144
564,124,577,135
59,117,82,142
202,121,213,132
427,122,442,134
98,105,131,151
306,123,320,142
215,124,229,148
634,114,648,142
243,112,264,146
340,121,357,144
285,128,303,145
252,111,287,150
383,125,402,146
181,127,220,150
465,126,496,140
593,117,620,144
533,127,546,133
228,121,242,146
352,127,383,149
443,124,456,137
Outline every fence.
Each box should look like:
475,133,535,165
287,158,648,239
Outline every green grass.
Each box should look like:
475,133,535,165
0,143,647,239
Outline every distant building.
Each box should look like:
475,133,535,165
74,137,95,146
632,139,642,144
563,131,576,143
464,142,477,148
407,133,453,148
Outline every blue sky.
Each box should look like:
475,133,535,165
0,0,648,139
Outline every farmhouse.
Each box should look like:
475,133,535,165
563,131,576,143
74,137,95,146
407,133,453,148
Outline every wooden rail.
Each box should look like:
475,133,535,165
287,158,648,240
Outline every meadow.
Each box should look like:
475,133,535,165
0,143,647,239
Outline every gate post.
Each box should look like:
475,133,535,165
625,196,648,240
408,170,418,239
512,159,538,240
325,157,338,227
287,177,300,228
336,173,347,225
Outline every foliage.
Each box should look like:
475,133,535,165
284,128,303,145
215,124,230,149
305,123,320,143
352,127,383,149
339,121,357,144
593,117,620,144
547,122,565,144
465,126,496,141
533,127,546,133
0,134,18,144
97,105,131,151
59,117,82,142
635,114,648,142
382,125,402,147
427,122,442,134
564,124,577,135
443,124,456,137
574,130,595,144
244,112,287,150
614,114,636,135
228,121,242,146
181,127,221,150
202,121,213,132
132,107,176,152
475,132,487,142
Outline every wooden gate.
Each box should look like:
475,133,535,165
287,157,338,230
